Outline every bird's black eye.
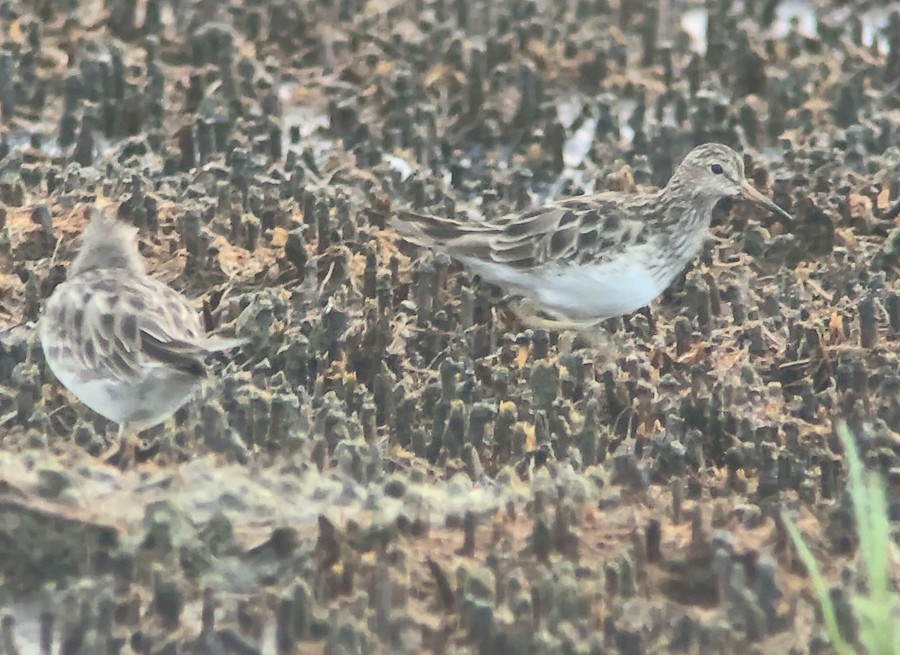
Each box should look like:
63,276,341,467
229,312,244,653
710,163,724,175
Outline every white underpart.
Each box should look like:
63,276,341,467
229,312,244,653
47,360,199,433
460,251,665,321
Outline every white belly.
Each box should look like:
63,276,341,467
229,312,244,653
461,255,666,322
48,363,200,433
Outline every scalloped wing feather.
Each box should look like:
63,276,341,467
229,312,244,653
42,272,208,384
390,210,499,260
392,192,658,271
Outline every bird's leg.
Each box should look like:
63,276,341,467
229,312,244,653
99,425,122,464
513,300,618,353
120,424,139,468
513,300,601,332
99,424,138,468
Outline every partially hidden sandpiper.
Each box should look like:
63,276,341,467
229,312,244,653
391,143,792,330
40,209,246,466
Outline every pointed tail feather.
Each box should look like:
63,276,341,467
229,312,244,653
389,210,498,260
141,332,207,377
201,335,250,352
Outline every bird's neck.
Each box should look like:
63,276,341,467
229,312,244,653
648,185,720,271
658,182,721,233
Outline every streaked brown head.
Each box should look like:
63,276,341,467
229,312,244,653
668,143,792,221
69,209,146,279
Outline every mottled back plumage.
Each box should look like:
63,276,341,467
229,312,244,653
391,143,790,329
393,193,660,270
41,271,207,384
40,210,245,457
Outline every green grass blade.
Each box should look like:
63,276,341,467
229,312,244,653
782,511,854,655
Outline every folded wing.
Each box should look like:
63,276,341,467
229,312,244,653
47,274,239,383
390,194,651,271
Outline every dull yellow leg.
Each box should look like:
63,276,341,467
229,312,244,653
99,424,139,468
512,300,602,332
